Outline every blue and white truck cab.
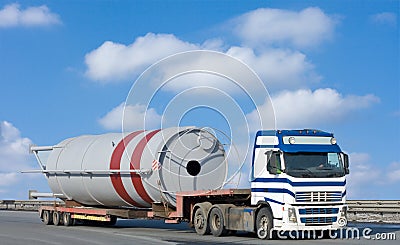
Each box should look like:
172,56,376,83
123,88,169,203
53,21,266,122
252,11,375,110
250,129,349,237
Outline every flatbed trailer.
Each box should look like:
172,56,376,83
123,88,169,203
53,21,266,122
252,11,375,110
39,189,254,234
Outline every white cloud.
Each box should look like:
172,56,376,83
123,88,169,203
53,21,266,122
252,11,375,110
247,88,379,129
232,7,338,48
346,153,381,199
84,33,321,90
161,72,244,95
201,38,225,51
245,88,379,132
0,121,33,172
0,172,18,187
84,8,339,84
85,40,320,92
370,12,397,26
227,46,320,89
0,3,61,28
347,153,380,185
0,121,50,199
387,161,400,183
85,33,199,82
99,103,162,131
346,153,400,199
83,9,334,89
0,172,50,199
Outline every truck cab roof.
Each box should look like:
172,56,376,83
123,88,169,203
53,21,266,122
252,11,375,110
255,129,341,153
256,129,333,137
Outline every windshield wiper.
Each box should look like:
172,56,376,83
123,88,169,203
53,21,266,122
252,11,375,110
326,172,344,177
291,167,312,173
290,168,315,177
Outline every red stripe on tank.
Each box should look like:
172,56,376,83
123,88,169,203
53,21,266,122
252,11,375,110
130,129,161,204
110,131,144,207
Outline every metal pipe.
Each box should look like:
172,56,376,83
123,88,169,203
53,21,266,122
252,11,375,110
30,192,55,198
29,145,54,152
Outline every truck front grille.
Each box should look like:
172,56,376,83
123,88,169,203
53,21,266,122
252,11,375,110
298,208,339,215
295,191,342,202
300,216,337,224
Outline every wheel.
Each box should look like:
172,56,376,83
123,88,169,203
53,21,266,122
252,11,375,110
63,212,73,226
42,210,53,225
194,208,210,235
209,207,227,237
52,211,62,226
256,208,273,239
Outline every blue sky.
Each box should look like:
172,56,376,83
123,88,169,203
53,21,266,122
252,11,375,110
0,1,398,200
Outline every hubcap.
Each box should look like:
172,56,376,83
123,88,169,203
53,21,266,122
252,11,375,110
213,214,220,229
195,215,204,229
257,216,269,239
260,216,269,229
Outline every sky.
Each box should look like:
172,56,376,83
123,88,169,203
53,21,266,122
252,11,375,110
0,0,399,200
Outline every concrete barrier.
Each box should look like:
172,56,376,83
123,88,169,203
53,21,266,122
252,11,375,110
346,200,400,223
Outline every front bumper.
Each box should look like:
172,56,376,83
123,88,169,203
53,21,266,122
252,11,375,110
273,204,347,231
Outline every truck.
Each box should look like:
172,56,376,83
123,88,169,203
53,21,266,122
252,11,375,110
30,128,349,239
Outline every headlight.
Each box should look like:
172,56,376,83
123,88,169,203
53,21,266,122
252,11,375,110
341,206,347,217
330,137,337,144
288,208,297,222
289,137,296,144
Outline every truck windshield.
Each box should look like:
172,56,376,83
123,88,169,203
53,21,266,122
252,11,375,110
283,152,345,178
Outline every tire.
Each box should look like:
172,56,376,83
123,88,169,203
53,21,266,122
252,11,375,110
194,208,210,235
208,207,227,237
52,211,62,226
256,208,273,239
42,210,53,225
63,212,73,226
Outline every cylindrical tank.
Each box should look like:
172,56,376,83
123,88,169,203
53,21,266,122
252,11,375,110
45,127,227,207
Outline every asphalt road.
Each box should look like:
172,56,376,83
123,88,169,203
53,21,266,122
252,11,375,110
0,211,399,244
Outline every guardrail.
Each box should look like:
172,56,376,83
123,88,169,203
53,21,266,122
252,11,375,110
347,200,400,213
1,199,400,223
346,200,400,223
0,200,63,211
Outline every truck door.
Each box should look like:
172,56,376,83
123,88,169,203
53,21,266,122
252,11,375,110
251,149,284,210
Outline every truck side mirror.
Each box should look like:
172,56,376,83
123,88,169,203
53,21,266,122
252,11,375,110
343,153,350,175
266,151,279,175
